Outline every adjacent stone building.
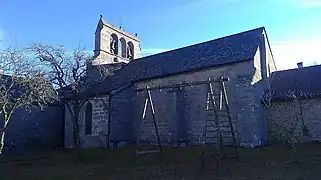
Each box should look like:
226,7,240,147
265,63,321,144
64,16,278,148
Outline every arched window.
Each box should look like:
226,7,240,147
119,38,126,58
85,102,93,134
110,34,118,55
127,41,134,60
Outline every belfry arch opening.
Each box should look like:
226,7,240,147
127,41,134,60
119,38,126,58
110,34,118,55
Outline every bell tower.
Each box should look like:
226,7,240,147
91,15,141,65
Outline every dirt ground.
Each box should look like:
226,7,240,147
1,142,321,180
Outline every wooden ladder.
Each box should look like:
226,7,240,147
135,86,162,155
200,77,239,169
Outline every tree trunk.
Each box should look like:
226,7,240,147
0,124,8,155
66,100,83,157
72,103,81,157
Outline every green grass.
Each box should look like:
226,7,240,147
1,142,321,179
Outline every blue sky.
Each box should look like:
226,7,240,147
1,0,321,70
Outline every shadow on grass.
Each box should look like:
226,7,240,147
1,142,321,179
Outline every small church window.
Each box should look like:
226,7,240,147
85,102,93,134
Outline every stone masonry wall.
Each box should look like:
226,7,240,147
64,97,109,148
244,44,269,146
93,18,141,65
135,60,267,147
109,86,136,147
266,98,321,144
134,88,178,146
64,87,139,149
2,105,63,155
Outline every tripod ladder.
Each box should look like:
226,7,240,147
135,86,162,155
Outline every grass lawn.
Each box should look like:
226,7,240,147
1,142,321,180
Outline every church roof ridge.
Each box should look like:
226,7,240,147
139,26,265,60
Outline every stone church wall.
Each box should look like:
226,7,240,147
109,86,136,147
64,97,109,148
64,86,137,149
134,60,267,147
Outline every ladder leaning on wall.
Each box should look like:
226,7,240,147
135,86,162,155
133,77,239,169
200,77,239,169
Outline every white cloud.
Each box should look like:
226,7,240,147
270,40,321,70
299,0,321,7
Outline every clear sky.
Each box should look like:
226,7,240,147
1,0,321,70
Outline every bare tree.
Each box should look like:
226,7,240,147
0,47,57,154
28,43,111,153
264,89,312,152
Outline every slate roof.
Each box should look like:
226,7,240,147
265,64,321,101
87,27,266,97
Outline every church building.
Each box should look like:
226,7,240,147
64,16,278,148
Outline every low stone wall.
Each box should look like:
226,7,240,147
2,105,63,155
